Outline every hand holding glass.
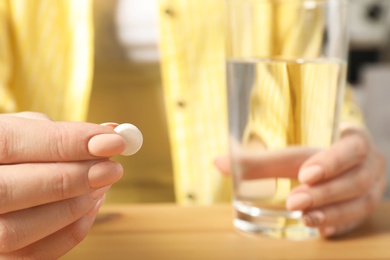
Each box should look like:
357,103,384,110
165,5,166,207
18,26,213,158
225,0,349,239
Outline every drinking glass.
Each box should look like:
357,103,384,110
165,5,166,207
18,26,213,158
225,0,349,239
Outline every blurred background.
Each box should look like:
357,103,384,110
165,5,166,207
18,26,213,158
348,0,390,198
89,0,390,203
88,0,174,203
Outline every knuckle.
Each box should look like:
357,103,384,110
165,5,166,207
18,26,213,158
51,164,73,200
383,179,388,193
338,206,350,224
49,124,70,161
377,152,387,176
70,227,88,245
334,208,345,223
333,222,361,237
315,185,333,206
354,171,371,192
364,192,375,213
323,206,341,225
0,220,15,253
0,176,11,212
327,153,340,173
69,219,89,245
65,199,82,221
321,152,339,178
0,122,11,163
351,135,369,160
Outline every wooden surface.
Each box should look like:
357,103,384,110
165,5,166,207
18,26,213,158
62,202,390,259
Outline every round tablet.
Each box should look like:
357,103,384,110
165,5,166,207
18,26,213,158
114,123,143,156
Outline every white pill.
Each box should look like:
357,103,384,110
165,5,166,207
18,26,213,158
114,123,143,156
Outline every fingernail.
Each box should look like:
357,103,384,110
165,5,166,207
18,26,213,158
90,185,111,199
101,122,119,128
299,165,324,184
88,161,123,188
322,226,336,237
303,211,325,226
87,195,106,217
286,193,312,211
88,134,126,157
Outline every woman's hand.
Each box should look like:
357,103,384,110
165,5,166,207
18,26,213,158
0,112,127,258
288,126,386,237
215,126,387,238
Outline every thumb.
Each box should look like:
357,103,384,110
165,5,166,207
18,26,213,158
215,146,319,180
214,156,231,177
0,115,127,163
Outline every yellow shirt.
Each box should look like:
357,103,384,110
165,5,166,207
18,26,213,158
0,0,93,121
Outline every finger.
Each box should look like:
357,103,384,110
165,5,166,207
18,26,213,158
302,173,386,230
214,156,232,176
3,197,104,259
215,146,318,180
287,166,368,211
287,149,383,211
0,190,107,253
298,133,369,184
319,221,364,238
4,112,53,121
0,116,126,163
0,160,122,214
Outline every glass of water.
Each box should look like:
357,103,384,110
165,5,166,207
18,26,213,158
225,0,349,239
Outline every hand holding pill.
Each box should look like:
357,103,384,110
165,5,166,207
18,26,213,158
0,112,143,259
0,112,144,258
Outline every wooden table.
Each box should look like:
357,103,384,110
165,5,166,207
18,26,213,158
62,202,390,260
